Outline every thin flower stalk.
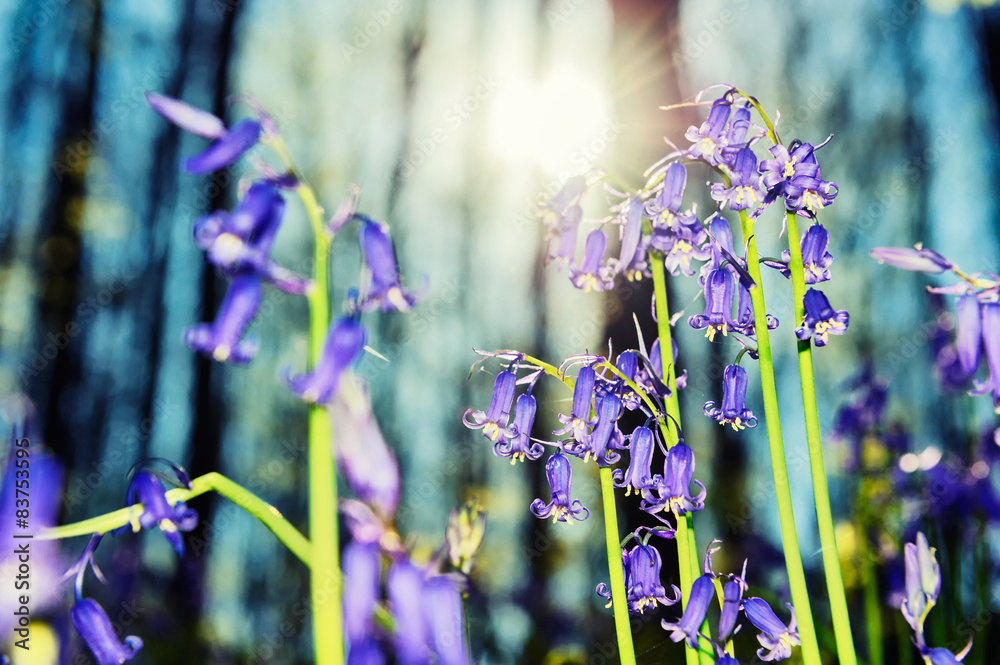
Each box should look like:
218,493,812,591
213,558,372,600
650,255,711,665
267,133,343,665
785,209,858,665
38,472,312,564
599,467,636,665
735,207,821,665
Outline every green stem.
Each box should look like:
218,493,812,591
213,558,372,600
650,256,711,665
268,134,343,665
735,210,821,665
599,466,636,665
39,472,312,565
784,210,858,664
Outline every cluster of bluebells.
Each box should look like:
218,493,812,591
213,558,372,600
538,87,849,439
658,543,800,663
872,244,1000,414
464,345,704,530
147,92,418,407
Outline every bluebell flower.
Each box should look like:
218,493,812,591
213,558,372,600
611,196,649,281
769,223,832,283
540,176,587,229
358,218,418,313
332,375,401,522
645,162,700,231
423,576,471,665
921,646,972,665
795,288,849,346
758,142,820,205
545,205,582,267
184,274,262,363
192,182,310,294
711,148,762,212
598,543,680,614
870,245,954,273
286,316,367,403
972,302,1000,412
718,577,744,645
689,269,737,341
388,560,431,665
742,597,799,662
565,391,623,466
613,426,661,496
570,229,615,291
656,221,711,278
463,370,516,443
343,541,380,645
956,294,982,376
784,167,838,215
661,573,714,648
683,98,731,166
494,393,544,464
718,104,752,167
348,641,386,665
553,365,597,443
126,468,197,556
641,442,706,518
614,350,642,410
530,453,589,522
704,364,757,430
635,338,687,399
901,531,939,639
146,92,261,174
71,598,144,665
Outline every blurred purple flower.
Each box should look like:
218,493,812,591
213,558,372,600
285,316,367,404
184,274,262,364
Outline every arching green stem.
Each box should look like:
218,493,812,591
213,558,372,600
600,466,637,665
39,472,312,565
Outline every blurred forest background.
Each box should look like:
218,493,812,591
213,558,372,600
3,0,1000,663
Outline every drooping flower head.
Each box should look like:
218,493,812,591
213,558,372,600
612,425,661,496
598,543,680,614
387,560,431,665
358,218,419,312
71,598,144,665
641,442,706,519
972,302,1000,413
286,316,368,404
184,274,262,364
683,98,731,166
565,391,623,466
553,365,597,444
494,392,544,464
711,147,762,212
423,576,472,665
546,204,583,267
689,269,737,342
125,461,197,557
661,573,714,648
530,453,589,523
955,294,982,376
343,541,380,645
770,223,833,283
463,370,517,443
612,196,649,281
718,103,752,167
645,162,699,230
780,143,839,215
794,288,849,347
569,229,615,292
742,597,800,662
331,375,401,522
870,245,954,273
704,364,757,430
146,92,261,174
